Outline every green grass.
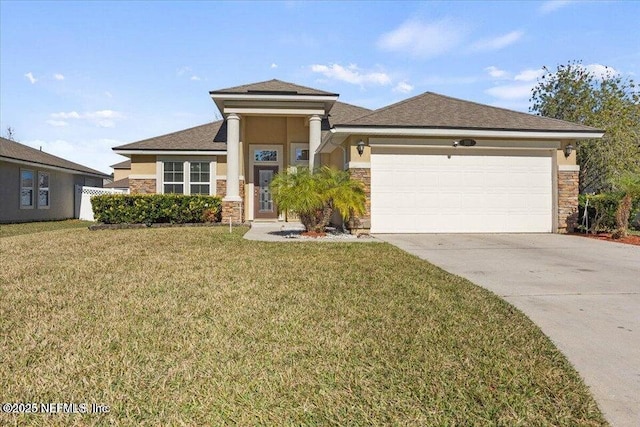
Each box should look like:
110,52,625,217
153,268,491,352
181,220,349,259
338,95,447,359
0,219,93,238
0,227,606,426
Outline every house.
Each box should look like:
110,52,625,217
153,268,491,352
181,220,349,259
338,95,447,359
104,159,131,190
0,137,110,223
112,79,603,233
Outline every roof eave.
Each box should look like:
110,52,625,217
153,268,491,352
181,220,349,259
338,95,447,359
0,155,110,178
113,149,228,156
330,126,605,140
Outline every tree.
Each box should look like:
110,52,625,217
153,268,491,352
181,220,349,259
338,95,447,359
4,126,16,141
270,166,366,233
530,60,640,193
611,172,640,239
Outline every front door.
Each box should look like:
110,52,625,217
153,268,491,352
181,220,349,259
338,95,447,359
254,165,278,219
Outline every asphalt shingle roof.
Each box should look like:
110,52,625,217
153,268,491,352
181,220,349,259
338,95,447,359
110,159,131,169
0,137,109,176
210,79,338,96
104,177,129,188
113,121,228,151
340,92,601,133
113,101,370,151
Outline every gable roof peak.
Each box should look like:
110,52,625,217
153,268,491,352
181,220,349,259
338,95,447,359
210,79,338,96
340,90,602,133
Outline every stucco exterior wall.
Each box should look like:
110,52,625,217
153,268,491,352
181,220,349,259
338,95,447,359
0,160,101,223
130,155,156,175
113,168,130,181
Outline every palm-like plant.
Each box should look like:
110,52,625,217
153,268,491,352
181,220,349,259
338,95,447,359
612,172,640,238
270,166,366,232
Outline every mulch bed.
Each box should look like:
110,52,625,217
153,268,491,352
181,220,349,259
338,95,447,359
571,232,640,246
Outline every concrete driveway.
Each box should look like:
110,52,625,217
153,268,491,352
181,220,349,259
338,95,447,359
376,233,640,427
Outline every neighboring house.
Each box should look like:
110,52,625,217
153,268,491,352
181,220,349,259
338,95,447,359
112,79,604,233
104,159,131,190
0,137,110,223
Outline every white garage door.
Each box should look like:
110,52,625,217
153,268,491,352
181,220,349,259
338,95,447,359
371,152,553,233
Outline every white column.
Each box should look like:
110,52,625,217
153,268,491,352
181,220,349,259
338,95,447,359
308,114,321,171
224,113,242,201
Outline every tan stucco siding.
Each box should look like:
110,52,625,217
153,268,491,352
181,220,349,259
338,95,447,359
130,155,156,175
286,117,308,143
348,135,371,163
245,116,287,144
113,168,130,181
329,144,345,169
557,141,577,165
217,156,227,176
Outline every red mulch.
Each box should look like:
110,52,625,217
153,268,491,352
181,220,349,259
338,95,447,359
571,232,640,246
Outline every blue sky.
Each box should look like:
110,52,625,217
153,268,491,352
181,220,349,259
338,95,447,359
1,0,639,174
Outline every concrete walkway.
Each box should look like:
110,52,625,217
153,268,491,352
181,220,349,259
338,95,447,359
377,233,640,427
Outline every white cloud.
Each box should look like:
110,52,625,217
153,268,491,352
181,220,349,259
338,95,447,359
25,72,37,84
22,138,123,174
190,75,201,81
105,91,113,98
54,73,65,80
485,66,508,79
310,63,391,86
377,18,466,58
514,68,544,81
585,63,617,79
45,120,69,127
471,31,523,51
51,111,81,119
49,110,124,127
539,0,575,14
393,81,414,93
270,63,278,69
485,84,533,100
177,66,192,76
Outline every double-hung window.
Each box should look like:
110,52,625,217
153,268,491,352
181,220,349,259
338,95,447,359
163,162,184,194
190,162,210,195
20,169,34,208
38,172,50,208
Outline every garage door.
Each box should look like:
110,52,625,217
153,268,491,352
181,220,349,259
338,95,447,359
370,151,553,233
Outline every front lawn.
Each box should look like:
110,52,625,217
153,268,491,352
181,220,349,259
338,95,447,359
0,227,606,425
0,219,92,238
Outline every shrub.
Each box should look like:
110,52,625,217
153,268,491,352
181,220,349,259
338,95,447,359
578,192,640,233
270,166,366,232
91,194,222,224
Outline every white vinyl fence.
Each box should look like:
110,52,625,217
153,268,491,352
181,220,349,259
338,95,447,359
75,185,129,221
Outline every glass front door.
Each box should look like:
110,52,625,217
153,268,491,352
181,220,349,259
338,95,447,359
254,165,278,219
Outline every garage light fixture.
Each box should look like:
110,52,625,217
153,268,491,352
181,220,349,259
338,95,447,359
356,140,366,156
453,138,477,147
564,144,574,158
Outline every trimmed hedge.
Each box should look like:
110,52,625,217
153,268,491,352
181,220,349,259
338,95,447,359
91,194,222,224
578,193,640,232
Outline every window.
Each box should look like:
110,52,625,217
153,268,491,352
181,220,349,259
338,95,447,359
290,143,310,166
163,162,184,194
254,150,278,162
295,148,309,161
20,169,34,208
38,172,50,208
190,162,210,195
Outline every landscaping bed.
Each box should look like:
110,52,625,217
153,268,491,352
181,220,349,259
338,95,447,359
572,231,640,246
